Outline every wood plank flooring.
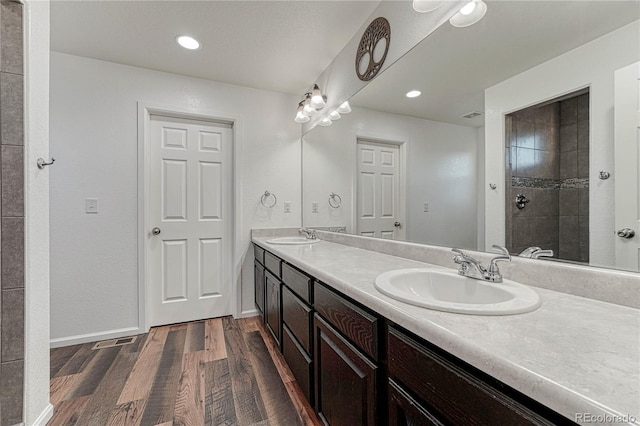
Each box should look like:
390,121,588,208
48,316,321,426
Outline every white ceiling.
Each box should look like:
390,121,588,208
351,1,640,127
50,0,380,95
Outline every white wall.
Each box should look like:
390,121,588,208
476,127,485,251
484,21,640,268
303,107,479,250
24,0,53,423
50,52,301,345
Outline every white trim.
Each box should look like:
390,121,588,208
31,403,53,426
50,327,141,349
137,102,244,332
239,308,260,318
353,135,407,239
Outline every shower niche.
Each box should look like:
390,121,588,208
505,90,590,263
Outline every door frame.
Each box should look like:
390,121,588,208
137,102,244,332
352,135,407,239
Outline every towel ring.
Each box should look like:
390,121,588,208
260,191,277,208
329,193,342,209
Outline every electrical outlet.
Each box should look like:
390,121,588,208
423,202,429,212
86,198,99,214
312,202,319,213
284,201,292,213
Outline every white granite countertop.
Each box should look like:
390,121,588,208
252,236,640,425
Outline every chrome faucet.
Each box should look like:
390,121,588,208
452,245,511,283
299,228,317,240
519,246,554,259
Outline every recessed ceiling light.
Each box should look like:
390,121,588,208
176,35,201,50
406,90,422,98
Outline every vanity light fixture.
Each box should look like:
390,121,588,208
302,93,317,116
175,35,201,50
310,84,327,109
295,102,310,123
412,0,445,13
336,101,352,114
318,117,332,127
449,0,488,28
329,110,342,121
406,90,422,98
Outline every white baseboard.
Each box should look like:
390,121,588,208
50,326,141,348
31,403,54,426
238,308,259,319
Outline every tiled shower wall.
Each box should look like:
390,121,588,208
0,1,25,425
505,92,590,263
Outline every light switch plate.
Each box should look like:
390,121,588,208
423,202,429,212
86,198,98,214
284,201,291,213
312,202,319,213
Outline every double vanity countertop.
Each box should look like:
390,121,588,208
252,236,640,425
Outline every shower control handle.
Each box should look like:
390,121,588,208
617,228,635,239
394,222,401,228
152,227,161,236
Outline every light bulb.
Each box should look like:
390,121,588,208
449,0,487,27
460,1,476,15
318,117,332,127
412,0,445,13
303,94,316,115
175,35,201,50
310,84,326,109
329,110,341,121
336,101,352,114
295,104,310,123
406,90,422,98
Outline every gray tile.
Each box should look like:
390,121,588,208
0,1,23,75
560,97,577,125
1,289,23,362
534,103,557,126
560,150,577,179
512,216,536,247
515,119,535,149
579,189,589,216
559,123,577,152
577,149,589,178
535,150,559,179
515,148,536,177
577,93,589,122
579,243,590,263
577,120,589,151
514,107,534,123
1,218,23,289
534,126,558,151
0,72,23,145
559,244,580,262
1,145,23,217
579,215,589,244
533,217,559,245
559,189,579,216
505,115,513,148
0,359,24,425
559,216,580,244
509,146,517,174
537,188,559,216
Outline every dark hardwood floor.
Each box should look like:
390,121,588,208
48,316,321,426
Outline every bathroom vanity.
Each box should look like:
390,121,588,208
252,232,639,426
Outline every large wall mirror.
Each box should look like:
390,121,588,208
302,1,640,272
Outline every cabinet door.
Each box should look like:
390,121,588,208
254,261,265,316
265,271,281,346
314,314,377,426
388,379,444,426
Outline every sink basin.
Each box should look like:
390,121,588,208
374,268,541,315
266,237,321,245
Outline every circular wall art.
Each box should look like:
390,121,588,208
356,17,391,81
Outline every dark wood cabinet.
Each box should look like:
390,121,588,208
388,379,443,426
254,261,265,316
314,314,378,426
282,324,313,402
265,271,281,346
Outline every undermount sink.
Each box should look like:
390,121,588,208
374,268,541,315
266,237,321,245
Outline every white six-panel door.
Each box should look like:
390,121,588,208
148,115,232,327
356,140,404,239
614,61,640,271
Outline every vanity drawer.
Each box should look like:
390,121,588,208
282,325,313,403
282,285,312,354
282,263,312,304
253,244,265,265
314,282,379,361
388,327,556,426
264,251,282,278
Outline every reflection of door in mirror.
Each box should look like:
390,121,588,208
505,90,590,264
614,61,640,271
356,139,405,240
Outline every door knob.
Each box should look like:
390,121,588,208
617,228,635,239
394,222,401,227
152,227,161,236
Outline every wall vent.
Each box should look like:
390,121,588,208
92,336,137,350
461,111,483,119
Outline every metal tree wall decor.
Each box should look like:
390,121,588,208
356,17,391,81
